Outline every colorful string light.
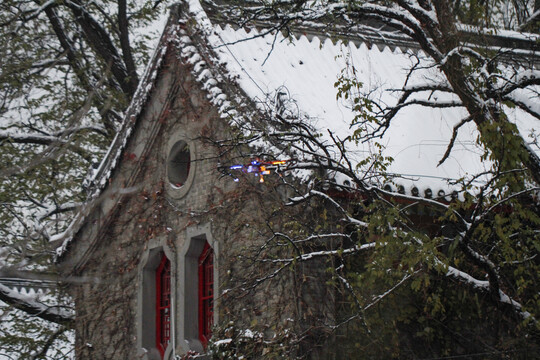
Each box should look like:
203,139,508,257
229,159,290,183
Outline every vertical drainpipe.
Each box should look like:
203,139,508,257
171,290,176,359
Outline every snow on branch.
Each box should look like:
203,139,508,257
0,126,103,153
37,202,82,222
425,237,534,323
267,243,376,263
445,264,489,289
335,271,364,313
275,232,353,245
0,131,65,146
240,240,375,295
445,264,533,321
25,0,56,19
496,70,540,97
440,46,487,65
0,283,74,325
503,94,540,120
371,208,533,322
396,0,438,31
518,9,540,32
388,98,464,110
287,189,369,228
398,83,454,93
478,187,540,219
28,326,69,360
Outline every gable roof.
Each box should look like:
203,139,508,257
55,0,540,258
179,0,539,192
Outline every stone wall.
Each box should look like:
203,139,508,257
61,37,338,359
61,47,232,358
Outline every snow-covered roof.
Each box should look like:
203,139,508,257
181,0,538,195
206,22,482,189
56,0,539,257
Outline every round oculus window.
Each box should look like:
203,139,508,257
167,141,191,188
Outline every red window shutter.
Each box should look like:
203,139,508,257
198,242,214,347
156,253,171,358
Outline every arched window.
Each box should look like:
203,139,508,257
180,229,217,353
156,253,171,358
198,242,213,347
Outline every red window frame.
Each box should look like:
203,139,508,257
198,242,214,347
156,253,171,358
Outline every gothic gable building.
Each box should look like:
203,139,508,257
57,1,539,359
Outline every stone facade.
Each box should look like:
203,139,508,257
60,40,224,357
59,28,326,357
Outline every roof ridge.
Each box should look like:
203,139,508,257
200,0,540,66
